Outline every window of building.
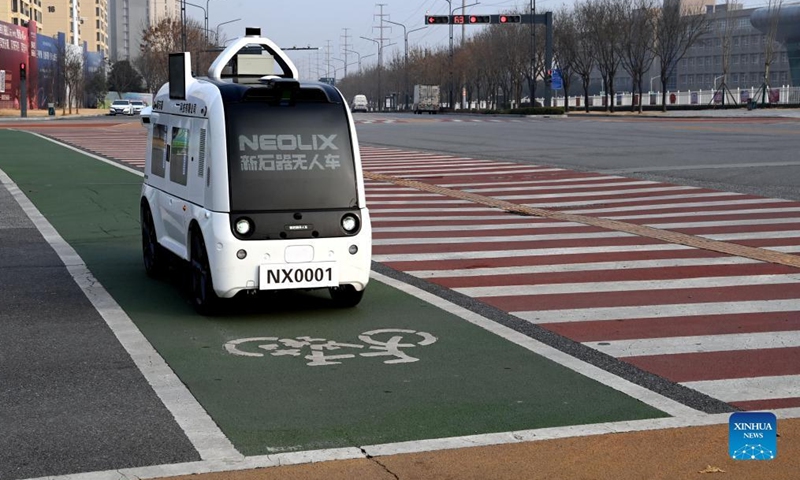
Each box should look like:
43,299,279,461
698,57,703,67
733,55,739,65
689,58,695,67
732,73,739,83
96,32,100,41
753,54,758,65
715,56,721,66
12,18,18,25
12,0,18,13
743,36,749,47
733,36,740,47
688,75,695,85
96,7,99,15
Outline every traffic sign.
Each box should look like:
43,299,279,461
551,69,563,90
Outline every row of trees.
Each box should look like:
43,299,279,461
338,0,784,113
53,2,783,113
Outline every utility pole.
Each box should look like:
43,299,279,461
325,40,332,78
341,28,351,79
530,0,536,107
374,3,390,110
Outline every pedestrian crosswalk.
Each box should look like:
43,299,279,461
361,145,800,412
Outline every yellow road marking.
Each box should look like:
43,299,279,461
364,171,800,269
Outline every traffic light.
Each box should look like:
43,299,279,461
19,62,26,80
545,69,553,84
469,15,491,24
426,15,450,25
499,14,522,23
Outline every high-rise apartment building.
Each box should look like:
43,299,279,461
0,0,44,31
148,0,177,24
108,0,147,61
37,0,108,54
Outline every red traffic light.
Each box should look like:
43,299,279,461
426,15,450,24
469,15,491,23
19,62,27,80
499,15,521,23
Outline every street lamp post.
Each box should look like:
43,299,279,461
385,20,427,110
650,75,660,93
215,18,241,46
360,36,381,110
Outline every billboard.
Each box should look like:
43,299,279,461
0,20,31,108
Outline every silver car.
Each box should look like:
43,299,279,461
130,100,146,114
109,99,133,116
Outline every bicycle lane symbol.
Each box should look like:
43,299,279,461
224,329,438,367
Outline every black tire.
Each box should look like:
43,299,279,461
328,285,365,308
141,203,166,278
189,230,219,315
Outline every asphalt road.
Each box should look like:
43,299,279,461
354,112,800,202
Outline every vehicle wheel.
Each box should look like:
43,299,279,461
190,230,219,315
141,204,166,277
328,285,364,308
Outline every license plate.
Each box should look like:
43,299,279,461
259,262,339,290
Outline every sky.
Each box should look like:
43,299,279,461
193,0,778,80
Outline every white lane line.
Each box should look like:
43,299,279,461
372,231,631,246
587,331,800,357
404,168,564,178
572,198,792,214
371,216,800,233
0,168,241,462
372,215,526,222
370,272,697,418
370,207,497,213
465,180,659,193
610,207,800,221
373,244,694,263
497,186,699,201
439,176,617,187
512,299,800,324
372,221,589,232
524,192,743,208
457,274,800,298
368,199,473,205
26,131,144,176
408,257,760,278
17,407,800,480
682,375,800,403
705,230,800,241
369,164,517,172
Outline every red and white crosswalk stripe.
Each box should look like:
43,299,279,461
26,123,148,169
361,145,800,412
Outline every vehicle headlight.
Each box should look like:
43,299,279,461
341,214,359,234
235,218,252,235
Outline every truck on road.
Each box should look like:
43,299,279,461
413,85,440,114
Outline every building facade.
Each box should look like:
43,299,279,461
148,0,177,25
676,4,791,92
0,0,44,31
108,0,146,61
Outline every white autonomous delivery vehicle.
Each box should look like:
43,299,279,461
140,28,371,314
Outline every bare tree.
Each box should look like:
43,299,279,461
653,0,709,111
618,0,657,113
757,0,783,106
572,3,597,112
62,45,84,115
713,1,738,107
586,0,625,112
553,7,579,112
137,17,211,95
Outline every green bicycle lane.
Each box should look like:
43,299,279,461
0,130,668,457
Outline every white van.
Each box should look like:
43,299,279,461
139,28,371,314
351,94,368,112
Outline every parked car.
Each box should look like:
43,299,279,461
130,100,146,114
109,99,133,116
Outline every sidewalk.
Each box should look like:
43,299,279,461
0,108,107,122
159,419,800,480
564,107,800,119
